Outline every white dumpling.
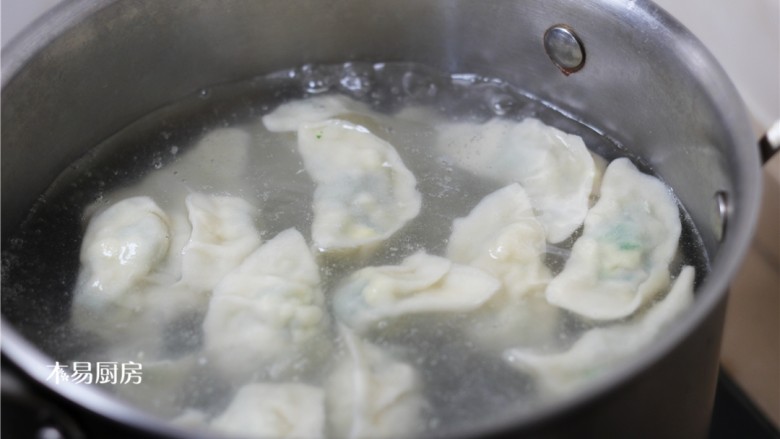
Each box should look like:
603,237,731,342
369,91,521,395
262,94,373,132
448,183,550,298
211,383,325,439
76,197,170,301
115,355,199,418
203,228,329,379
437,117,597,243
72,197,173,333
179,193,262,291
505,266,695,395
73,194,264,347
298,119,422,254
447,184,558,350
327,326,426,439
545,158,682,320
332,252,500,333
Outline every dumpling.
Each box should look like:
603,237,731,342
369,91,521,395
298,119,422,254
262,94,372,132
115,355,199,418
76,196,171,302
73,194,264,347
211,383,325,438
326,326,426,438
72,197,174,334
332,252,500,333
203,228,330,380
179,193,262,292
436,117,598,243
144,193,263,327
545,158,682,320
447,183,550,298
446,184,558,351
504,266,695,395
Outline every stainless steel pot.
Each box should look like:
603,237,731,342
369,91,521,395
1,1,771,438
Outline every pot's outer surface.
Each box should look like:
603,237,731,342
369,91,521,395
1,1,762,438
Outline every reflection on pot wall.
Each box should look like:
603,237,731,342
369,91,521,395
4,1,778,131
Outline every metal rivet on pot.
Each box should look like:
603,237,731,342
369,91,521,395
543,25,585,75
713,191,729,241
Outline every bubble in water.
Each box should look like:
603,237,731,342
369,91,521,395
198,88,211,99
402,71,438,100
305,79,329,94
490,94,518,116
339,63,373,96
301,64,334,94
340,74,367,94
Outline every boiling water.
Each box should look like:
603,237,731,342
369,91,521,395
1,62,710,437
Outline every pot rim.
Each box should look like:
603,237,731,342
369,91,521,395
0,0,763,437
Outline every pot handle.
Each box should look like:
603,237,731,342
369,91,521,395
759,119,780,163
